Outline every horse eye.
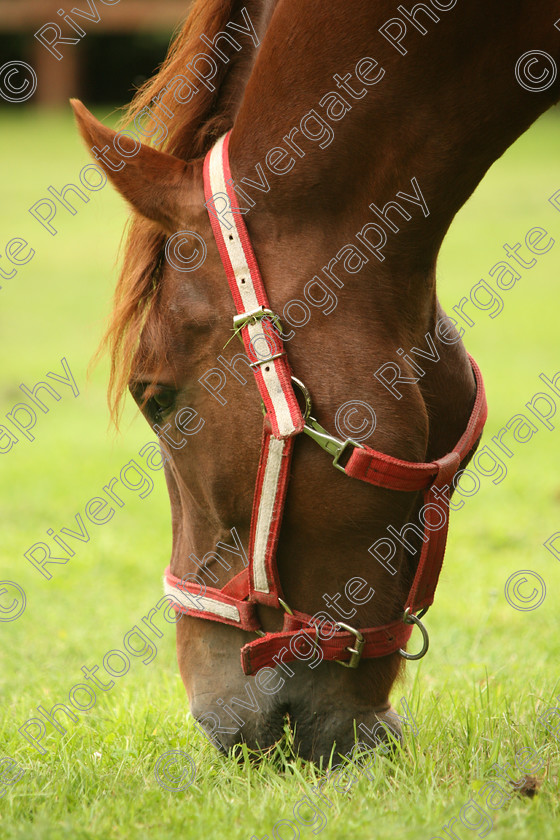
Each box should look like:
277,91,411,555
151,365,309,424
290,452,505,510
129,383,177,423
152,390,175,410
147,388,177,422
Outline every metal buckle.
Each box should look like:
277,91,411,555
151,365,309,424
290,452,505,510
224,307,283,349
291,377,364,472
249,351,286,368
398,607,430,660
226,307,285,366
335,622,365,668
232,306,283,336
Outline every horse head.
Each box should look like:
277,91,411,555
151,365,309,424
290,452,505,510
72,0,559,762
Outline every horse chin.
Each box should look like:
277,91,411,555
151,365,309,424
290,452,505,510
191,699,402,765
280,700,403,765
189,691,289,756
185,652,402,764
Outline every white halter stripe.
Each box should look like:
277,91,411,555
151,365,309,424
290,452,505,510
163,576,241,623
204,133,303,440
251,435,287,593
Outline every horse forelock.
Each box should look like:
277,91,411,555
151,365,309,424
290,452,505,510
100,0,262,426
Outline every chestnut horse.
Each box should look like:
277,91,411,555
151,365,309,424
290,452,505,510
72,0,560,762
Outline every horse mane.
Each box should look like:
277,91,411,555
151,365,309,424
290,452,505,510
98,0,250,426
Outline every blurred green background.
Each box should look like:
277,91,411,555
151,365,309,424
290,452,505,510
0,76,559,840
0,0,187,105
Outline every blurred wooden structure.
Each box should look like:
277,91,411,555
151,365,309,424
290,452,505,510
0,0,190,105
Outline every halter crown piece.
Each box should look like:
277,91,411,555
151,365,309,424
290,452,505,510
164,132,488,676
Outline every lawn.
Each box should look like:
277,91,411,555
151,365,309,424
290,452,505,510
0,107,559,840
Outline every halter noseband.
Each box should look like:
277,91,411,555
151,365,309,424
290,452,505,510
164,132,488,676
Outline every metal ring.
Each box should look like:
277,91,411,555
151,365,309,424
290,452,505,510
278,598,324,660
290,376,312,421
399,610,430,660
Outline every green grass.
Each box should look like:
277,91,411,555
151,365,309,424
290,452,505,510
1,107,560,839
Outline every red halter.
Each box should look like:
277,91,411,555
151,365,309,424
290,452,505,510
164,132,488,676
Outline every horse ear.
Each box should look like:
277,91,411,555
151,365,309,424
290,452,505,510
70,99,190,233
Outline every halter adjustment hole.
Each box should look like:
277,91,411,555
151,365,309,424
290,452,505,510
241,278,246,284
265,366,270,372
228,235,233,241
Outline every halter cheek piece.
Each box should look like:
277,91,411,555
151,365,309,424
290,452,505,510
164,131,488,676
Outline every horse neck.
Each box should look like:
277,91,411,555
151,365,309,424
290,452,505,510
228,0,559,326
